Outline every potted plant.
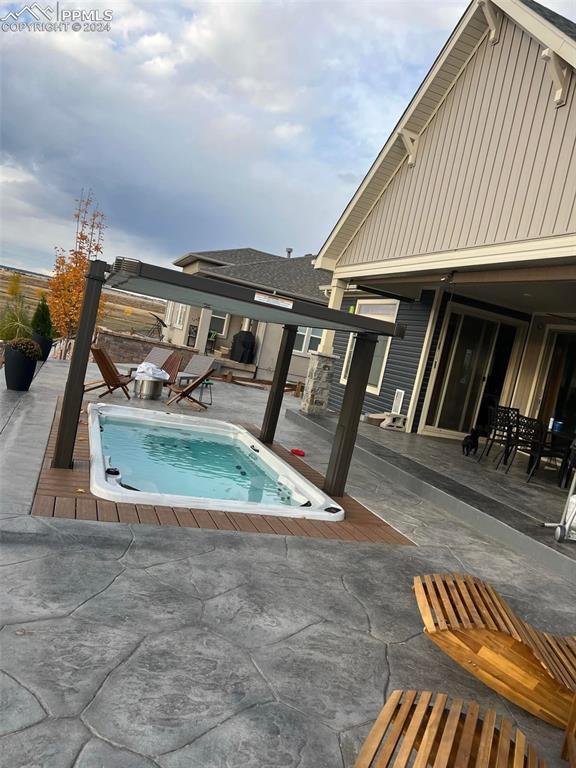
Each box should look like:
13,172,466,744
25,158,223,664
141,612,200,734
31,294,54,362
4,338,42,391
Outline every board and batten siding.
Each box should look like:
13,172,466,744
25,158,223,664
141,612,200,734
327,293,434,416
339,16,576,269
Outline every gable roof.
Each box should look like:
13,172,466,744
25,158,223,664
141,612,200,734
174,247,281,269
315,0,576,270
200,255,332,304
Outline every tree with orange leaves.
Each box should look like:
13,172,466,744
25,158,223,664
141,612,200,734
48,191,107,357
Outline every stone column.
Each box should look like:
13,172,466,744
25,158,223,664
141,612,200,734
317,277,347,356
301,351,338,416
194,307,212,354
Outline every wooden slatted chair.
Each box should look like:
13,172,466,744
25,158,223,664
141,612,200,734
563,695,576,766
161,352,183,387
413,573,576,728
355,689,546,767
85,346,133,399
166,367,216,409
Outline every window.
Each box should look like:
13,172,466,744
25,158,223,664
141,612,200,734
209,311,230,337
164,301,174,326
173,303,187,329
294,326,323,354
340,300,399,395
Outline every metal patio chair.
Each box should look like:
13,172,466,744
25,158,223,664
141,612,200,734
477,405,519,465
528,432,575,485
502,414,543,474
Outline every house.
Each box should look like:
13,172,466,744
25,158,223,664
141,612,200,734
311,0,576,439
163,248,332,381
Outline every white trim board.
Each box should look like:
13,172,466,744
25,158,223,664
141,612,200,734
333,234,576,280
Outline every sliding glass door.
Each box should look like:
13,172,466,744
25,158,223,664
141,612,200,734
425,308,517,435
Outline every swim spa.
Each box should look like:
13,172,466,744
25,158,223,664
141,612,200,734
88,404,344,520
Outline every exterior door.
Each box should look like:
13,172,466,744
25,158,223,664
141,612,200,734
426,312,499,434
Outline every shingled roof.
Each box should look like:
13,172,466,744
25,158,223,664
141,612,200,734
519,0,576,41
200,255,332,304
174,248,281,269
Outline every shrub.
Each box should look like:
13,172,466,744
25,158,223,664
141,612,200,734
31,295,53,339
6,338,42,360
0,296,31,340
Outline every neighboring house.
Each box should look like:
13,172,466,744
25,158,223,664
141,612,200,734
314,0,576,438
163,248,332,381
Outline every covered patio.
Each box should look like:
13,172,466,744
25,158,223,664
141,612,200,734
288,407,576,580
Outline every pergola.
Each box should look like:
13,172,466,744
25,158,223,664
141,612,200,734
53,258,405,498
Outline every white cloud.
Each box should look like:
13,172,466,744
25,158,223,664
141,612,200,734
273,123,306,142
140,56,177,77
133,32,173,57
2,0,574,271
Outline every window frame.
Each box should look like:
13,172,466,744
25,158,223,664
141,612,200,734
209,311,230,338
293,326,323,355
340,299,399,395
173,303,187,329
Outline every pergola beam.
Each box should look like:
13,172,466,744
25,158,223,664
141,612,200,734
260,324,297,444
52,259,107,468
324,332,378,497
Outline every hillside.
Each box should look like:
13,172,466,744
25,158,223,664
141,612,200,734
0,264,166,336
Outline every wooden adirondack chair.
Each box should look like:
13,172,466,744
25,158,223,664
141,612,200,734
85,346,133,399
413,573,576,728
355,689,547,767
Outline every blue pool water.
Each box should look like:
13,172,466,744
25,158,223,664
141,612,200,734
100,418,297,506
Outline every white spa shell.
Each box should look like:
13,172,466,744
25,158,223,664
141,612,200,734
87,403,345,521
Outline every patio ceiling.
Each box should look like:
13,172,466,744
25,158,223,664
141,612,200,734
107,258,405,338
357,262,576,315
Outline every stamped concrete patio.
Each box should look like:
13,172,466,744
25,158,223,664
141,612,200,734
0,361,573,766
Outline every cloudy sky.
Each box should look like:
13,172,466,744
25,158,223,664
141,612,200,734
1,0,574,273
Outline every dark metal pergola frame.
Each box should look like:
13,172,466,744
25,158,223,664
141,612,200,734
53,259,405,498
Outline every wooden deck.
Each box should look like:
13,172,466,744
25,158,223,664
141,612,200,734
32,402,413,545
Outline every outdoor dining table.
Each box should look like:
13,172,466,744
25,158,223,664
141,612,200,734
539,428,576,488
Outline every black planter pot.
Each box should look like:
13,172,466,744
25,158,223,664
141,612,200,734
4,347,38,391
32,331,53,362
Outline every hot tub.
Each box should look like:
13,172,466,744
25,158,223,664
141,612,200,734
87,403,344,520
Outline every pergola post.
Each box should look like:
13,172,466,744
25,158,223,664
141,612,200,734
52,259,107,469
324,332,377,497
260,324,297,444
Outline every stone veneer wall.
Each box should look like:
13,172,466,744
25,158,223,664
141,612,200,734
301,352,337,416
93,328,258,379
94,328,196,366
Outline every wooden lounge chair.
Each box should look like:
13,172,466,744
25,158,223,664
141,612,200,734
413,573,576,728
355,689,547,767
564,695,576,766
161,352,183,387
176,355,219,386
166,367,216,409
84,346,133,399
